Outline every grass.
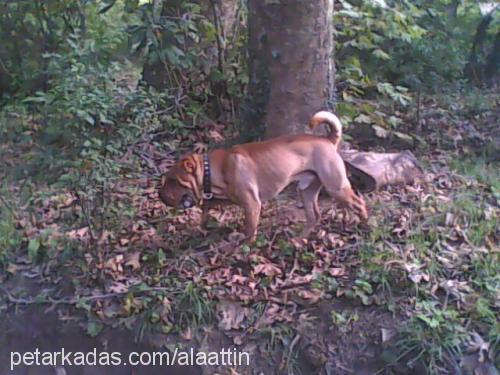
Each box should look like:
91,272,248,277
1,153,497,374
449,157,499,188
0,91,498,374
258,322,303,374
176,281,214,328
363,156,499,374
0,188,23,267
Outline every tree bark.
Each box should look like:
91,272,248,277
246,0,334,139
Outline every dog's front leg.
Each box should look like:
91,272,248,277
200,205,210,229
242,198,261,243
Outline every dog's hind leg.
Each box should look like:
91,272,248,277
299,178,322,237
333,187,368,221
316,154,368,221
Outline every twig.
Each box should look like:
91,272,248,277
0,286,178,306
80,286,177,301
210,0,224,74
73,189,96,242
278,281,315,292
285,333,301,370
0,287,75,305
336,364,355,373
181,236,248,258
267,226,280,251
229,0,244,49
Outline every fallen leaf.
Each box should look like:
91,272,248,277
66,227,89,240
253,263,282,277
101,255,124,273
372,124,389,138
217,301,249,331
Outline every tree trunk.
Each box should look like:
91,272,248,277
245,0,334,139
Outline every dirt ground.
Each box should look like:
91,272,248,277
0,285,409,375
1,193,424,375
1,94,498,375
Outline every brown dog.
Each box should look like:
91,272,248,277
159,111,368,242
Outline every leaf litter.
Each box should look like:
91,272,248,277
0,96,498,374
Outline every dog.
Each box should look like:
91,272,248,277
159,111,368,242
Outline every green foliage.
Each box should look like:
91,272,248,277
395,301,469,374
126,2,202,68
176,282,213,327
0,196,22,266
336,0,493,91
24,37,123,144
0,0,130,97
335,0,423,105
124,0,247,119
2,6,187,250
334,0,497,127
0,3,498,374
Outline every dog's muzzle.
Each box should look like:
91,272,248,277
181,194,195,209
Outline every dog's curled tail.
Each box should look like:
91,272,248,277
309,111,343,147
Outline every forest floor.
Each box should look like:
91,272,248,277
0,89,498,375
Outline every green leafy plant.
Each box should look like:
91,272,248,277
175,281,213,328
0,195,22,266
393,301,469,374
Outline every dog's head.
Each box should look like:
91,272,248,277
159,155,200,209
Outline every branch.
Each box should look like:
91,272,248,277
210,0,224,74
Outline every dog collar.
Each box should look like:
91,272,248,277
202,154,213,200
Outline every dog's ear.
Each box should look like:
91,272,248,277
182,157,196,174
